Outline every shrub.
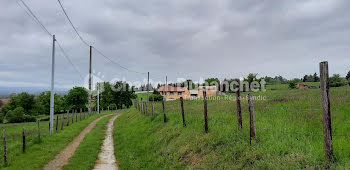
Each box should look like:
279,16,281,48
149,94,163,101
329,74,347,87
288,78,301,89
5,107,36,123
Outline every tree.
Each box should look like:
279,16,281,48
346,71,350,80
288,78,301,89
313,73,320,82
10,92,35,113
66,87,89,110
37,91,63,114
5,107,36,123
329,74,347,87
0,100,3,108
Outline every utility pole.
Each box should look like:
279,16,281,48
163,76,167,100
49,35,56,134
88,46,92,115
147,72,150,102
97,83,100,114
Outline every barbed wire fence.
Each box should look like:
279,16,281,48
134,62,349,161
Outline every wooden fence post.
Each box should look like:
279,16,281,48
141,98,144,114
71,110,74,124
320,61,334,159
61,114,64,130
67,110,69,126
38,120,40,141
180,97,186,127
3,129,7,167
22,125,25,152
80,108,82,121
145,101,148,115
152,99,155,119
203,89,208,133
248,94,256,144
235,79,242,129
56,115,58,132
162,99,167,122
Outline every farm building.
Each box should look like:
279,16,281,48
158,85,217,100
297,83,309,89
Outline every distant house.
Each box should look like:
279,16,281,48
297,83,309,89
158,85,217,100
158,86,190,100
0,98,10,107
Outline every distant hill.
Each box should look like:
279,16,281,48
0,86,68,98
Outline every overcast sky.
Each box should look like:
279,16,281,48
1,0,350,89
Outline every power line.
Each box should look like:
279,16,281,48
93,47,147,75
17,0,84,81
56,0,89,47
18,0,51,36
55,0,148,75
56,41,85,80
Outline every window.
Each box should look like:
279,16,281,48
178,92,182,96
162,91,166,95
170,92,174,96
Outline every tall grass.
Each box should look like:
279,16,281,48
115,85,350,169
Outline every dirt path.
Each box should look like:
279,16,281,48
93,114,120,170
43,114,111,170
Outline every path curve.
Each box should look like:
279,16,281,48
43,114,111,170
93,114,120,170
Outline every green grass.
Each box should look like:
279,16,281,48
0,110,115,170
63,115,113,170
116,85,350,169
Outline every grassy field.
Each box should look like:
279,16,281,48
63,114,113,170
0,110,115,169
114,84,350,169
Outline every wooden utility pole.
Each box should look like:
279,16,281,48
203,89,208,133
248,94,256,144
49,35,56,134
180,97,186,127
320,61,333,159
88,46,92,115
236,79,242,129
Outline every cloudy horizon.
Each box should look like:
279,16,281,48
1,0,350,89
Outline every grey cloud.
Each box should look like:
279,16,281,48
1,0,350,89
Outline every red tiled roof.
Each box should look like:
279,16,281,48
158,86,186,92
0,98,10,105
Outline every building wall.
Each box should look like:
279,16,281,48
198,89,217,98
164,89,190,100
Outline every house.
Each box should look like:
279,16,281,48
158,85,217,100
0,98,10,107
158,86,190,100
297,83,309,89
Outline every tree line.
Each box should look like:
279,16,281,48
0,81,136,123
